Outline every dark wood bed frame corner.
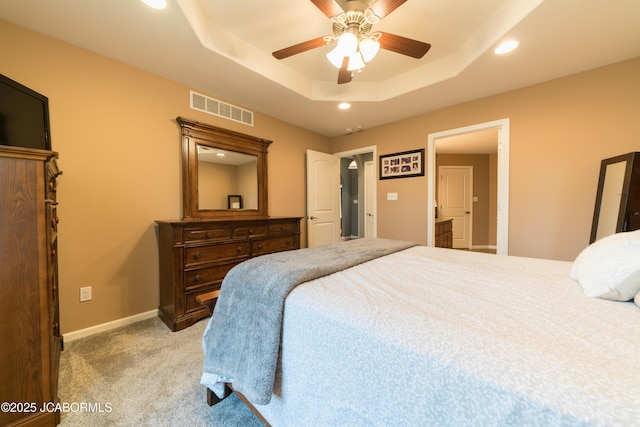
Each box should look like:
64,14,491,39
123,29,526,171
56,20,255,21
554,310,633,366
206,385,271,426
206,385,231,406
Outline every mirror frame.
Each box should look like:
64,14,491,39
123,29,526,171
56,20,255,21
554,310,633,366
177,117,271,219
589,152,634,243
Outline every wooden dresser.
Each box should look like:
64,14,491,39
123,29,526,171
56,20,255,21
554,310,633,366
156,216,301,331
435,218,453,248
0,146,62,426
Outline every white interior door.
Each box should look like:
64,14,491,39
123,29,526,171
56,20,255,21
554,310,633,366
306,150,341,247
439,166,473,249
364,160,376,238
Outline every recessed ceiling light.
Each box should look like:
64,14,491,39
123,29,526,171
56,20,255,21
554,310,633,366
338,102,351,110
142,0,166,9
494,40,519,55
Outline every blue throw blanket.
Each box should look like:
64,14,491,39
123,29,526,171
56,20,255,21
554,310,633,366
201,238,417,405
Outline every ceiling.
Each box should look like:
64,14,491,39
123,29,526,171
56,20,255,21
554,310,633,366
1,0,639,138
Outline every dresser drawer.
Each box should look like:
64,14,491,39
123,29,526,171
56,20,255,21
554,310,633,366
232,224,267,238
185,262,238,290
185,242,250,266
267,221,298,235
185,286,221,313
184,226,230,243
437,222,452,233
252,236,297,256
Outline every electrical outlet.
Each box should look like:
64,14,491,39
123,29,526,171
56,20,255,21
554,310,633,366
80,286,92,302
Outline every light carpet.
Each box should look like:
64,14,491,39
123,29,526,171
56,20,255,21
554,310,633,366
58,316,263,427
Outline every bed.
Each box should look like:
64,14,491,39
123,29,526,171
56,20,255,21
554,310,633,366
201,233,640,426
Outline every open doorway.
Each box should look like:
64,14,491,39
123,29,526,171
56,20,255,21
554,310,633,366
427,119,510,255
335,146,377,240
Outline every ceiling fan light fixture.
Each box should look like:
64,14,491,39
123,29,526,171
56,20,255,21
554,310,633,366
337,32,358,56
347,52,366,71
274,2,431,85
360,39,380,62
326,47,346,68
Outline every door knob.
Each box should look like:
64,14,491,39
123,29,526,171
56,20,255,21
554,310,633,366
308,216,318,220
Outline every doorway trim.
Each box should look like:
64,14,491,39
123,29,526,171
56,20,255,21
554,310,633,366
427,119,510,255
334,145,378,238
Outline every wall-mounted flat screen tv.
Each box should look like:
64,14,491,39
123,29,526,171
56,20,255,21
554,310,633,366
0,73,51,150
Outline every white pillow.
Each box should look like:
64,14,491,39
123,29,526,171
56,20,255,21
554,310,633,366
570,230,640,301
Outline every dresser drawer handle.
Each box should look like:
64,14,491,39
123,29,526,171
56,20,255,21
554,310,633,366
193,252,202,259
194,275,201,282
206,232,213,238
237,247,243,253
286,239,292,245
258,243,263,250
249,229,254,234
281,226,286,231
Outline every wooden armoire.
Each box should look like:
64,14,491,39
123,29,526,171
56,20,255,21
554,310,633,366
0,146,63,426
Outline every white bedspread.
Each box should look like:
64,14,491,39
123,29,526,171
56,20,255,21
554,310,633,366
255,246,640,426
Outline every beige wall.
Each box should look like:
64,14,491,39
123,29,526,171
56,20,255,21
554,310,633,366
1,20,330,333
331,56,640,261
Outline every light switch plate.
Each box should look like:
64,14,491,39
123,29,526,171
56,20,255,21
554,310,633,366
80,286,92,302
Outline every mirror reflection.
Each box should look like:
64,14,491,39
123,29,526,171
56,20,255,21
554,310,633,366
197,144,258,210
593,160,626,241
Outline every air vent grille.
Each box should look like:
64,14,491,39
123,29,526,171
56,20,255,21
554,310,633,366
190,91,253,126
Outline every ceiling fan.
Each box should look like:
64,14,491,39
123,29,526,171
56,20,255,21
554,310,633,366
272,0,431,84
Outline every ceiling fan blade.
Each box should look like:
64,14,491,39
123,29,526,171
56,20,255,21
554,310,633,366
310,0,344,18
378,32,431,59
369,0,407,19
337,56,352,84
272,37,327,60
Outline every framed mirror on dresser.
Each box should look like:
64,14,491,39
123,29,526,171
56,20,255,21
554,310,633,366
156,118,301,331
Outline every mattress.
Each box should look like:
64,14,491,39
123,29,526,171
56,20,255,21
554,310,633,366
252,246,640,426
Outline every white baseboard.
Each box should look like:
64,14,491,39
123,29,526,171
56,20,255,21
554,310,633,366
63,309,159,343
